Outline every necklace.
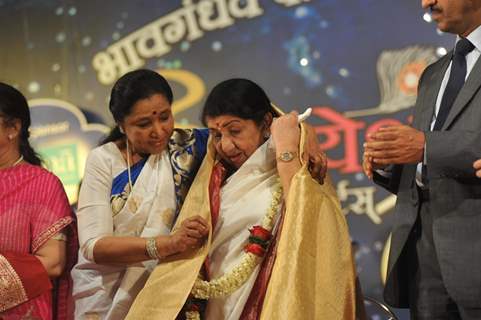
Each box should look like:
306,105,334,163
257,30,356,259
3,155,24,169
185,182,283,320
12,155,23,167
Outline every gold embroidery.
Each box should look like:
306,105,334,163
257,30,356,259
111,195,126,217
127,196,139,214
0,254,28,312
32,216,73,252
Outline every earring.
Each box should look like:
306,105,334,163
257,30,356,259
264,131,270,139
119,126,125,134
7,134,14,140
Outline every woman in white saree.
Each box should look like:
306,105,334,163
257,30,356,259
71,70,210,319
127,79,357,320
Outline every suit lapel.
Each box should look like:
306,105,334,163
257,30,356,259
442,55,481,129
417,55,451,131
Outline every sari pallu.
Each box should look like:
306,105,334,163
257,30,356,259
0,163,77,320
127,124,357,319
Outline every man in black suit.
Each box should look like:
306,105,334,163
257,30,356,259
363,0,481,319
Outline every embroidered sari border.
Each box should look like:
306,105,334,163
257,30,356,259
32,216,73,253
0,254,28,312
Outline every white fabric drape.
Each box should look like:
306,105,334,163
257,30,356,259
72,144,176,320
205,140,281,320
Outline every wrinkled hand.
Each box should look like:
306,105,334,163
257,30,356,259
304,124,327,184
271,111,300,152
364,125,425,165
165,215,209,255
474,159,481,178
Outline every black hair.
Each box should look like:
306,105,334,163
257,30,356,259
101,69,174,145
201,78,275,126
0,82,42,166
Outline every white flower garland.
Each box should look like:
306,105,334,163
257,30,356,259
186,182,282,319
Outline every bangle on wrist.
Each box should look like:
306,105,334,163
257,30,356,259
145,237,163,260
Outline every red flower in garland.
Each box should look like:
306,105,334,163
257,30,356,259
245,243,266,257
250,226,271,241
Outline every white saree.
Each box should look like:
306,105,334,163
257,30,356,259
205,140,281,320
72,145,176,320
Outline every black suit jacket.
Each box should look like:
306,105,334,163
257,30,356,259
374,50,481,309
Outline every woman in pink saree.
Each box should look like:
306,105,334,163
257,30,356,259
0,82,77,320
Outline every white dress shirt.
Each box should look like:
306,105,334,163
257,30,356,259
415,25,481,186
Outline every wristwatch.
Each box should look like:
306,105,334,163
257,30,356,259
277,151,296,162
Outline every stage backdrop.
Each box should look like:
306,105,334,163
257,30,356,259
0,1,455,318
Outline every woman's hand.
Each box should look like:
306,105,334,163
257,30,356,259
271,112,302,198
270,112,300,152
161,215,209,256
304,124,327,184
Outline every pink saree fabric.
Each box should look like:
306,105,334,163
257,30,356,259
0,163,76,320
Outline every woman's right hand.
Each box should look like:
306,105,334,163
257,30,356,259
160,215,209,256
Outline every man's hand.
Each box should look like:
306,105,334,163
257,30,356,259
364,125,425,165
474,159,481,178
362,152,387,180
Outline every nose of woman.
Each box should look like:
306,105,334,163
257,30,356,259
220,135,236,154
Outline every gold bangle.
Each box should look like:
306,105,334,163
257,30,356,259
145,237,162,260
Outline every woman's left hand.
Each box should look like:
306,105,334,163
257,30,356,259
304,124,327,184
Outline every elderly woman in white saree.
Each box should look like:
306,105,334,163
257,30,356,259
127,79,357,320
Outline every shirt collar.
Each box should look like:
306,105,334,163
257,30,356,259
456,24,481,54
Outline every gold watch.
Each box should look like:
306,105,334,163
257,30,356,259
277,151,296,162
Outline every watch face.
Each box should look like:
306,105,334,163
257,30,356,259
279,151,294,162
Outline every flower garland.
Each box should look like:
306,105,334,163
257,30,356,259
185,183,282,320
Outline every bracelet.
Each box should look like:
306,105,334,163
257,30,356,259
277,151,296,162
145,237,162,260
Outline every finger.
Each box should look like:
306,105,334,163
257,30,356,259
473,159,481,169
309,155,322,178
184,216,209,229
364,141,396,151
184,228,204,238
365,149,401,159
184,220,209,233
378,125,405,132
370,131,399,141
476,170,481,178
182,221,208,236
362,160,373,179
372,157,404,165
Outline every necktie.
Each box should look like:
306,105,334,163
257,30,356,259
422,39,475,186
433,38,475,130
